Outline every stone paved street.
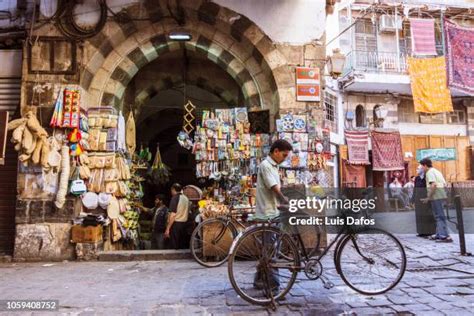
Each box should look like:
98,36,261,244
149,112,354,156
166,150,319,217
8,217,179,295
0,234,473,315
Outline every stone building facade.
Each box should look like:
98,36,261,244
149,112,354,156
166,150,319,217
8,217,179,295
10,0,336,261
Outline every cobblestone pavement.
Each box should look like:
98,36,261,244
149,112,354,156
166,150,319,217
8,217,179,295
0,234,473,316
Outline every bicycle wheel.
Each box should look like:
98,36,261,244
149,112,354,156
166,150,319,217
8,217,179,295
190,217,238,268
227,225,300,306
336,228,406,295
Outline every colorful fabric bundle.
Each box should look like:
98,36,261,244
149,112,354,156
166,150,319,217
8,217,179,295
444,19,474,95
50,89,64,128
344,130,370,165
408,57,453,113
409,18,437,56
371,130,404,171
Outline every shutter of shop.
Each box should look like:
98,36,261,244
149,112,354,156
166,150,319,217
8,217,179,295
0,78,21,255
0,78,21,116
0,139,17,255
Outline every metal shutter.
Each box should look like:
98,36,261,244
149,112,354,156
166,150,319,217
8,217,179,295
0,78,20,255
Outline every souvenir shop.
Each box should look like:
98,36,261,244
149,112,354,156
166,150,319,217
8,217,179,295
8,83,334,256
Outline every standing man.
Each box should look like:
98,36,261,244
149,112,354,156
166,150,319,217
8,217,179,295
164,183,190,249
419,158,452,242
140,194,169,249
151,194,169,249
254,139,293,293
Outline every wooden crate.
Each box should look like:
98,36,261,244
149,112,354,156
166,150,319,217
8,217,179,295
71,225,103,243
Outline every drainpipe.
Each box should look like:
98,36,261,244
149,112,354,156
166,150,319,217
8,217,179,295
395,7,401,72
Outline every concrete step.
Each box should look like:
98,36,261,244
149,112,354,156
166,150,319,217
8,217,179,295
98,249,192,261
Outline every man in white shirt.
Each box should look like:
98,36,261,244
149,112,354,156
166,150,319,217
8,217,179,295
255,140,292,219
165,183,190,249
254,139,292,293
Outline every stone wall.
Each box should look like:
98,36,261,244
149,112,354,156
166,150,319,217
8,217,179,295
14,197,79,261
14,0,329,261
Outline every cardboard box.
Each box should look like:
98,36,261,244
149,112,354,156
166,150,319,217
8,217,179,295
71,225,103,243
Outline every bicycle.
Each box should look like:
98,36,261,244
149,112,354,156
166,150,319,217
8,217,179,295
191,197,321,268
227,207,407,308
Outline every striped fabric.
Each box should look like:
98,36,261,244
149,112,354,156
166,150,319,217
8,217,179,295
410,18,437,56
344,129,370,165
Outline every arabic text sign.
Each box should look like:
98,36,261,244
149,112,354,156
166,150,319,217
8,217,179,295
416,148,456,161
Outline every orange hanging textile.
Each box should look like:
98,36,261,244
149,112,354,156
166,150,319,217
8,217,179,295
408,57,453,113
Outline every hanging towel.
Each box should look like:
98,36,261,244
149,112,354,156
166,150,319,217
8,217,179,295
408,56,453,113
444,19,474,95
409,18,437,56
117,111,126,152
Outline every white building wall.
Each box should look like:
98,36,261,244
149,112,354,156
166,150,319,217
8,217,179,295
214,0,327,44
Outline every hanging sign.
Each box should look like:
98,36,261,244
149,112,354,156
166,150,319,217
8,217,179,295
416,148,456,161
296,67,320,101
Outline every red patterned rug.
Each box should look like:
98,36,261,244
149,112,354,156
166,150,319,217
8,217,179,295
344,130,370,165
444,19,474,95
371,130,404,171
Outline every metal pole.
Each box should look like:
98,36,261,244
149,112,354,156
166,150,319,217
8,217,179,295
454,195,470,256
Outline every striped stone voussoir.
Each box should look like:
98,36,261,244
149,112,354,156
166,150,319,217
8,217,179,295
98,35,262,109
82,0,289,111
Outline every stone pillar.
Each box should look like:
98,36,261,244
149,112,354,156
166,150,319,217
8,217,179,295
466,103,474,145
14,197,78,261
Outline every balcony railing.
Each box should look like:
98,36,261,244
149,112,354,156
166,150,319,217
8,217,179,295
344,50,408,75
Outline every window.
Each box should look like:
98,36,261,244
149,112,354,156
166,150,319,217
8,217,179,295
447,102,466,124
354,20,377,69
28,37,77,75
355,105,366,127
398,100,418,123
324,91,338,132
419,113,445,124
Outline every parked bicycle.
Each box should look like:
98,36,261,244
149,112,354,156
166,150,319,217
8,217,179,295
227,206,407,308
190,202,251,268
191,196,320,268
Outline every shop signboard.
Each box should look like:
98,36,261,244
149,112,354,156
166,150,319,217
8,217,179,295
296,67,320,101
416,148,456,161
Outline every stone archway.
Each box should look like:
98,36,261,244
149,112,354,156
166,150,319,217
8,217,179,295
80,0,295,115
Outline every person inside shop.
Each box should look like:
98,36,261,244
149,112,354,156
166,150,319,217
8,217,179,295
253,139,293,294
412,165,436,238
164,183,190,249
403,176,415,207
140,194,169,249
419,158,452,242
389,177,410,210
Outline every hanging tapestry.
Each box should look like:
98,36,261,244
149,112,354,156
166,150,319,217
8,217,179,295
342,162,367,188
344,129,370,165
409,18,437,56
371,130,404,171
408,57,453,113
444,19,474,95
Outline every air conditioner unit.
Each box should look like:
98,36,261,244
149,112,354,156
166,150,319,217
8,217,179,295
379,15,402,33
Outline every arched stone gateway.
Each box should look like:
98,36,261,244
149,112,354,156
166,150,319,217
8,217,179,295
80,0,295,115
